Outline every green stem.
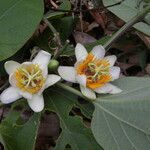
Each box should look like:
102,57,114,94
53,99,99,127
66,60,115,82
43,18,57,34
53,40,70,59
104,5,150,50
56,82,93,103
43,18,62,48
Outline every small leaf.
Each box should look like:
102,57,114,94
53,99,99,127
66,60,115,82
91,77,150,150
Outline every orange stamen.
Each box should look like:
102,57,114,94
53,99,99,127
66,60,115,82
76,53,112,89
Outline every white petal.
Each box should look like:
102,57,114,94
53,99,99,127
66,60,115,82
38,74,61,95
0,87,21,104
58,66,76,83
80,85,96,99
9,73,17,87
45,74,61,88
110,66,120,81
94,83,122,94
27,94,44,112
91,45,105,59
76,74,86,87
19,91,33,100
75,43,88,62
105,55,117,67
4,61,20,75
32,50,51,69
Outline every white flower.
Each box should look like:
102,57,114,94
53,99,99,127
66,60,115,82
0,50,61,112
58,43,122,99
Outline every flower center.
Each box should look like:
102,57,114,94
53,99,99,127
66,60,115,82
15,64,45,94
85,62,110,82
76,53,112,89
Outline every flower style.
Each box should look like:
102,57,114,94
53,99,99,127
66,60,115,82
0,50,61,112
58,43,122,99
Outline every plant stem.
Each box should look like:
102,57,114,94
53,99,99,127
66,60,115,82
53,40,70,59
104,5,150,50
43,18,62,48
56,82,94,102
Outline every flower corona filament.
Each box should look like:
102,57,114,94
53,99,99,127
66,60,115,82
15,64,45,94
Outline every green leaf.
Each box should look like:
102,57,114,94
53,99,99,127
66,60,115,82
76,99,94,119
53,16,74,42
44,0,71,20
0,110,41,150
91,77,150,150
0,0,44,61
102,0,150,36
59,0,71,11
45,87,103,150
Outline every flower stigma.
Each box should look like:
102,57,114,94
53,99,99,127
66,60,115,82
15,64,45,94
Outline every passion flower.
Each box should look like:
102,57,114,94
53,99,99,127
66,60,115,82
58,43,122,99
0,50,61,112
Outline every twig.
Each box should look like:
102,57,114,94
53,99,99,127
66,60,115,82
79,0,83,32
49,0,59,9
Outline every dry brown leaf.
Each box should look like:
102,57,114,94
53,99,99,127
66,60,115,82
73,31,96,44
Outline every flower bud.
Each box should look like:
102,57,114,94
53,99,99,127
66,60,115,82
48,59,59,71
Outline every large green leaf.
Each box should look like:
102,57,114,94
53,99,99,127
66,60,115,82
0,110,41,150
91,77,150,150
102,0,150,36
45,87,102,150
0,0,44,61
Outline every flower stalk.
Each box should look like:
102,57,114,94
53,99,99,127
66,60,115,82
43,18,62,49
104,5,150,50
56,82,94,102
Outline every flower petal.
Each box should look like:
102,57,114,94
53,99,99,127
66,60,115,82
32,50,51,69
0,87,21,104
27,94,44,112
58,66,76,83
19,91,33,100
9,73,17,87
110,66,120,81
94,83,122,94
105,55,117,67
76,74,86,87
80,85,96,99
45,74,61,88
91,45,105,59
5,61,20,75
75,43,88,62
